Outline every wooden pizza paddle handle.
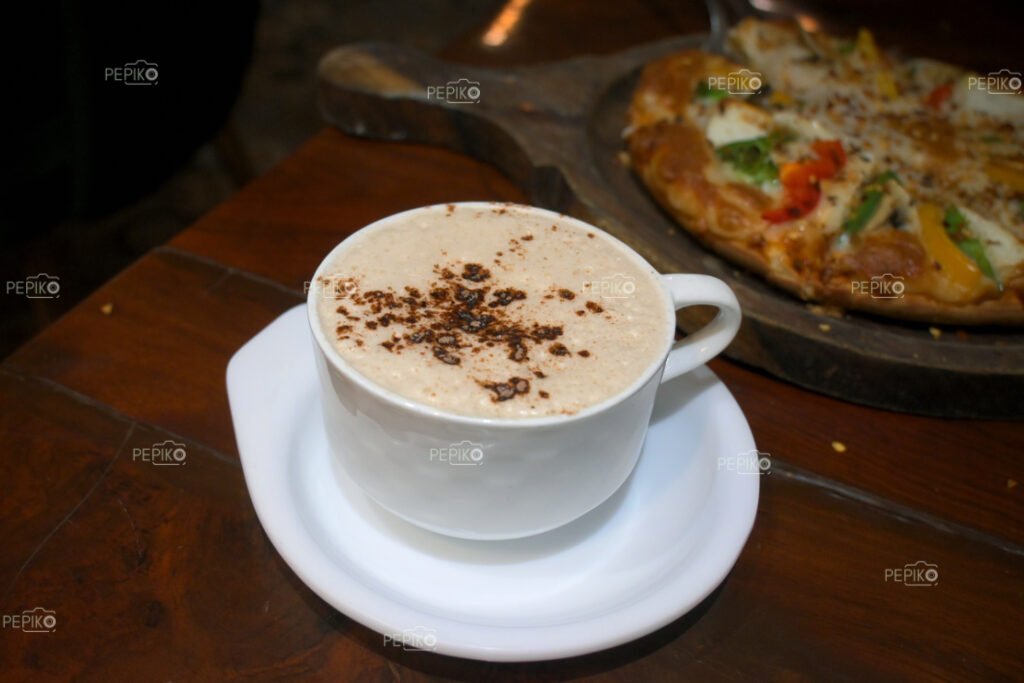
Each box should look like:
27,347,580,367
316,38,703,208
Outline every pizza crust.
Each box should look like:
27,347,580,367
626,46,1024,326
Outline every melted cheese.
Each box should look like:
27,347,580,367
953,78,1024,125
705,102,771,147
772,110,840,141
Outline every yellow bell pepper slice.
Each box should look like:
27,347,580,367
917,203,982,295
986,161,1024,193
856,28,880,61
769,91,795,106
876,71,898,99
857,28,898,99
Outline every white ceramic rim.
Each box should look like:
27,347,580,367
306,202,678,428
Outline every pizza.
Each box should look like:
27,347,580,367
626,18,1024,324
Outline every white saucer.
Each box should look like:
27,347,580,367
227,306,759,662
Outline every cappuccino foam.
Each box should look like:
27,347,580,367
315,204,669,418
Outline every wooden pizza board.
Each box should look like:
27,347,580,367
315,36,1024,419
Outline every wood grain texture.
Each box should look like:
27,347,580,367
709,358,1024,549
0,370,130,589
4,250,301,456
1,382,1020,682
0,404,389,682
170,131,526,292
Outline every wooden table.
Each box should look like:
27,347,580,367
3,2,1023,680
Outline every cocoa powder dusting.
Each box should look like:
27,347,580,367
331,260,597,402
549,343,570,356
461,263,491,282
482,377,530,402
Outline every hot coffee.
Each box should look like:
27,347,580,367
315,203,670,418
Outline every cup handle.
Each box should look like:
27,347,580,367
661,274,742,383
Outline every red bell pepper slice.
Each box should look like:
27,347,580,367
925,83,953,109
762,140,846,223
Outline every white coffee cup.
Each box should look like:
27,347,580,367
308,203,741,540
